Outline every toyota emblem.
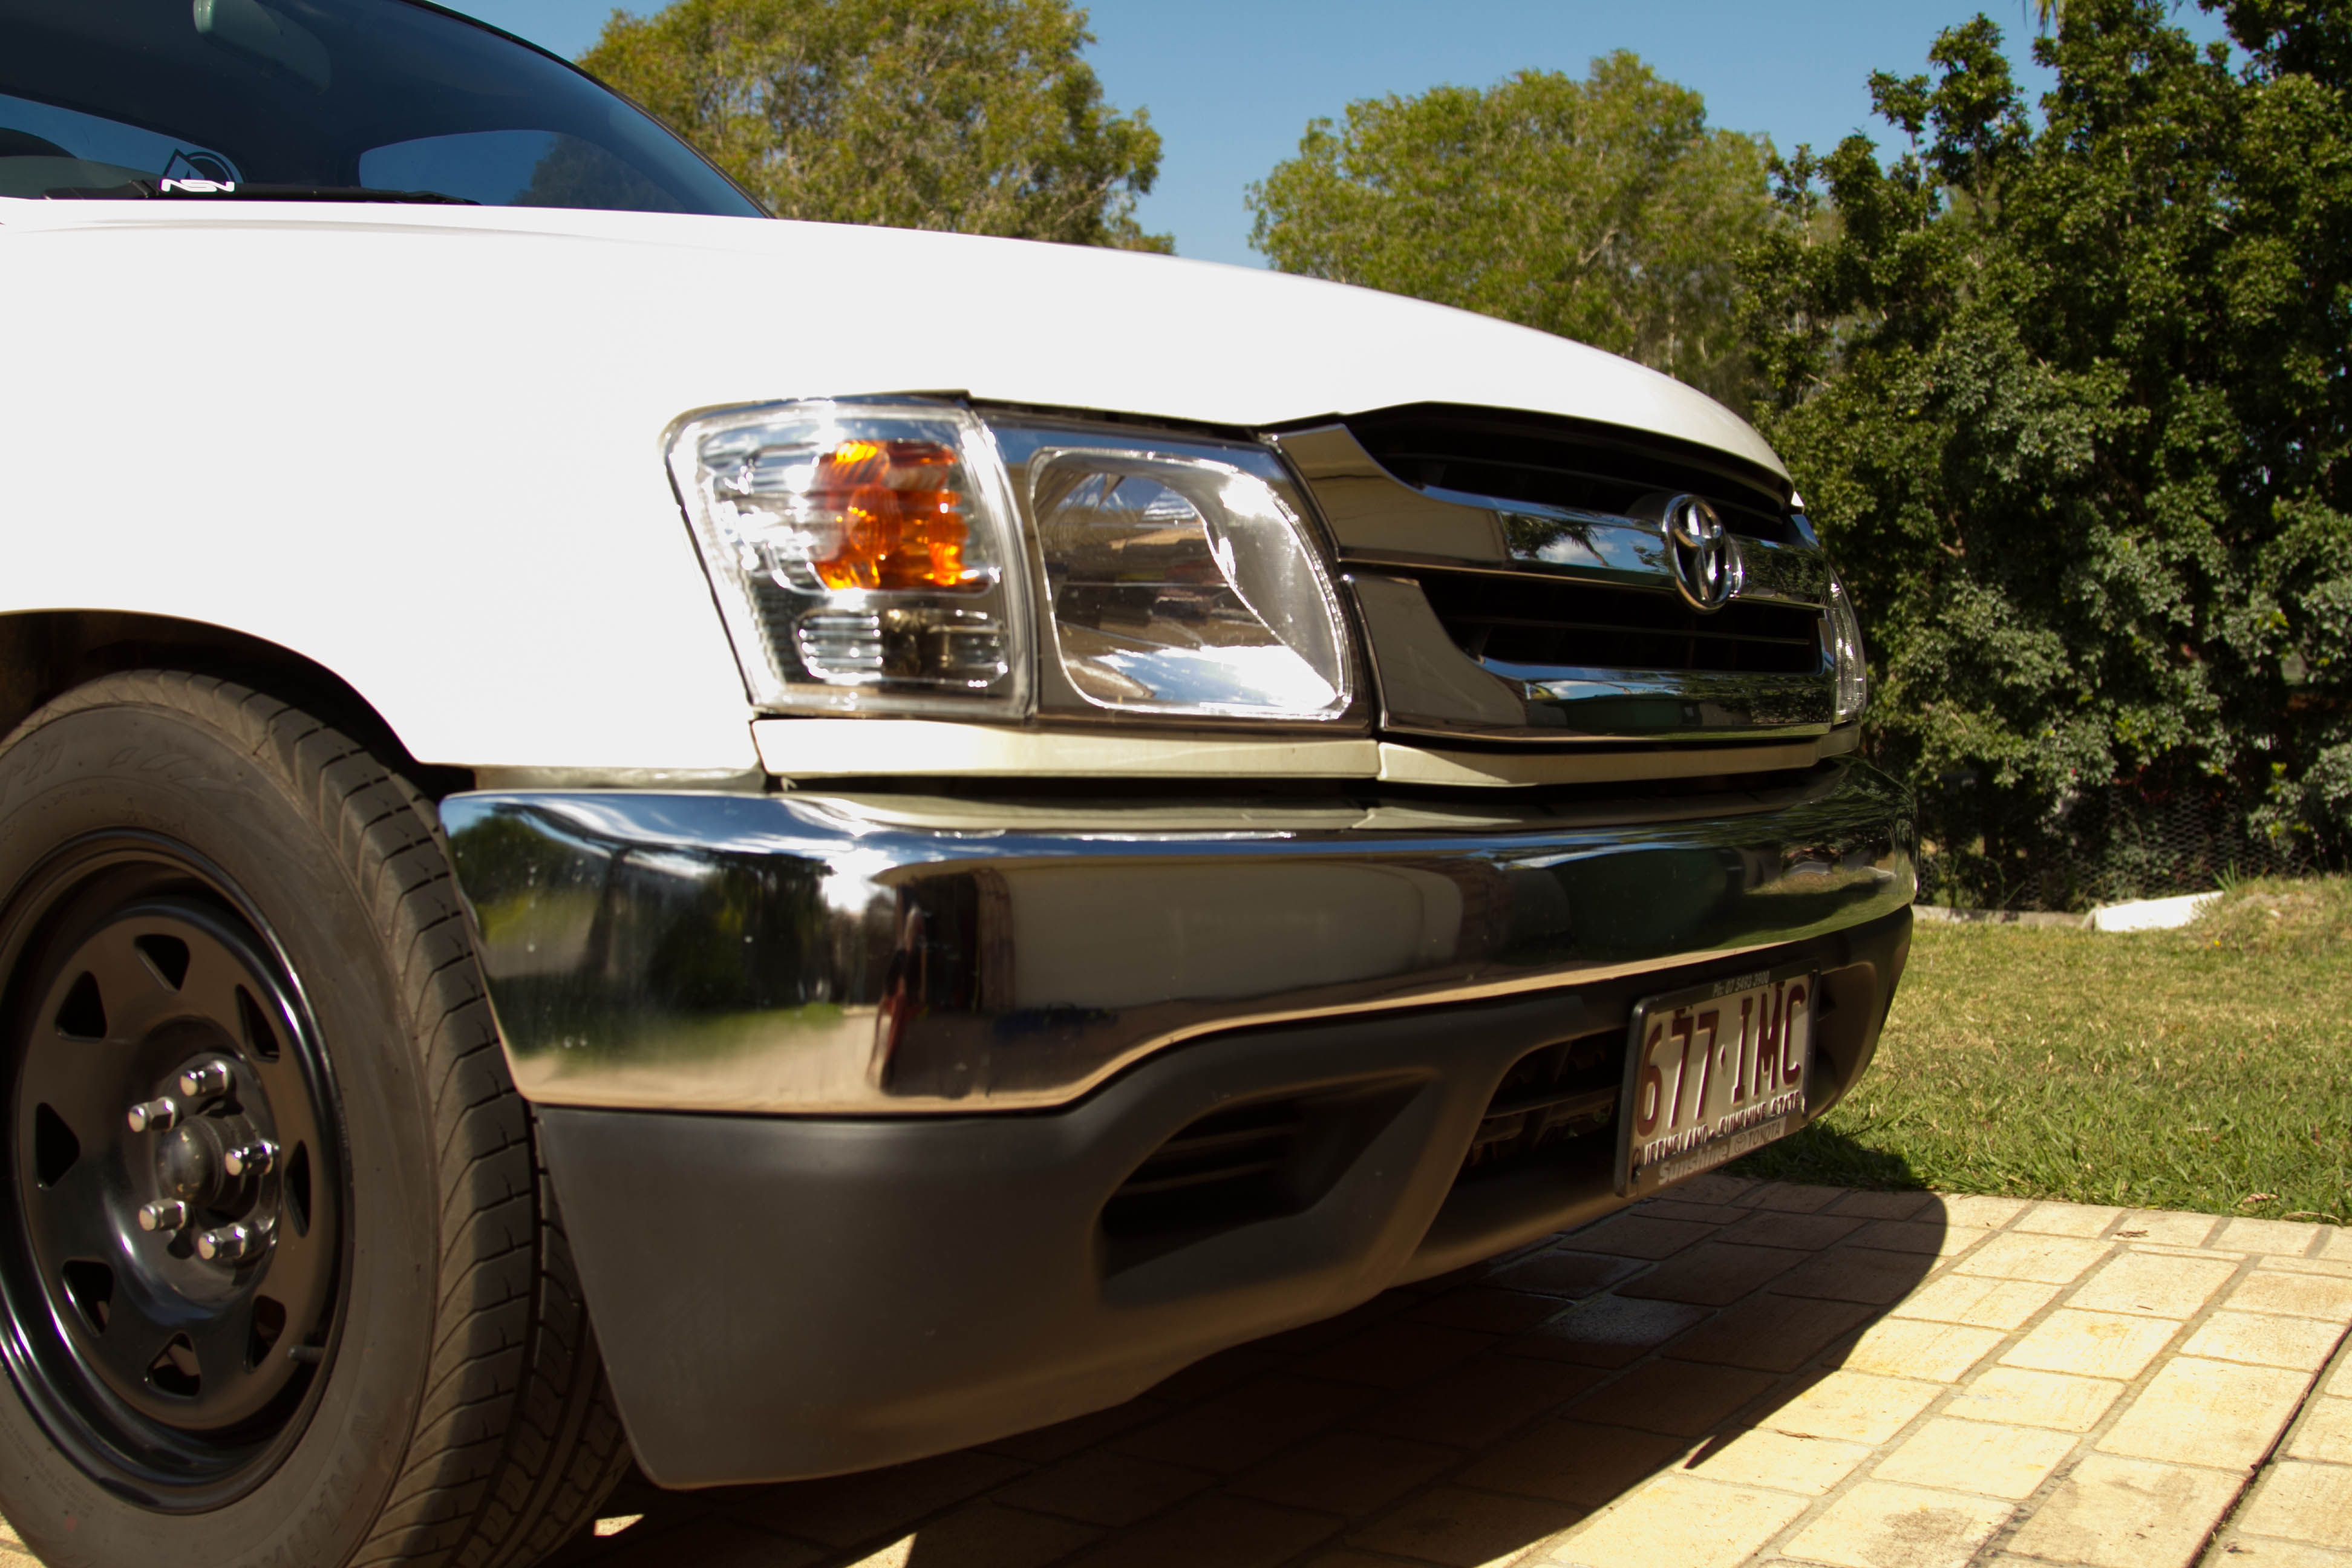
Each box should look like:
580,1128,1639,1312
1662,495,1736,612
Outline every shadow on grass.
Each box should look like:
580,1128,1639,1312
1727,1120,1926,1192
550,1180,1956,1568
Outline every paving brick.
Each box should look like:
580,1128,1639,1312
1148,1344,1293,1399
2315,1226,2352,1263
1345,1485,1582,1567
1828,1189,1939,1221
1567,1214,1722,1260
2182,1310,2347,1371
1851,1218,1979,1258
840,1503,1101,1568
1757,1370,1941,1445
1887,1273,2061,1330
1668,1293,1877,1373
993,1451,1215,1528
2017,1201,2125,1238
1501,1296,1711,1368
1567,1358,1776,1437
1673,1173,1760,1206
1614,1242,1809,1307
1298,1321,1498,1390
2228,1269,2352,1322
2288,1396,2352,1463
1537,1472,1811,1568
2197,1540,2352,1567
2265,1255,2352,1279
1060,1493,1341,1568
1679,1425,1872,1495
1929,1194,2031,1229
2218,1217,2327,1256
1638,1198,1754,1224
1456,1419,1688,1506
980,1397,1175,1463
1872,1416,2081,1500
1772,1247,1938,1306
2001,1308,2182,1380
1114,1375,1382,1474
1953,1231,2114,1285
1780,1478,2013,1568
1723,1210,1867,1250
1484,1249,1647,1299
599,1517,824,1568
1406,1288,1581,1335
729,1451,1027,1547
2112,1210,2221,1247
2238,1460,2352,1550
1228,1431,1460,1520
1837,1317,2007,1383
1743,1182,1847,1213
1357,1353,1599,1449
2098,1356,2310,1469
1942,1367,2125,1432
2065,1250,2238,1319
2004,1452,2241,1568
1255,1299,1414,1358
2334,1354,2352,1397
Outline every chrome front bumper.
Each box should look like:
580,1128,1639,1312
440,758,1915,1116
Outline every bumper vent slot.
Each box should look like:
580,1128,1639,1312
1103,1099,1307,1240
1459,1028,1624,1181
1414,569,1823,677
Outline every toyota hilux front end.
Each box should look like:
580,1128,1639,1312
0,3,1910,1563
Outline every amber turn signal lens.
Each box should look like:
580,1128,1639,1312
806,439,977,592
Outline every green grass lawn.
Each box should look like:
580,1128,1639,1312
1734,877,2352,1224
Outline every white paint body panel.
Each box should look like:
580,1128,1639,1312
0,198,1787,769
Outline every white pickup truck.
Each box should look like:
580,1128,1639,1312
0,3,1913,1564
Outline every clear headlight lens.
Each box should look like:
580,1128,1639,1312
670,402,1028,714
1828,568,1869,723
1028,448,1351,720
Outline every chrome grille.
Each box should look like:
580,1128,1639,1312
1414,568,1823,677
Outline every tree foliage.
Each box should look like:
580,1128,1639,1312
580,0,1168,248
1247,55,1772,410
1742,0,2352,904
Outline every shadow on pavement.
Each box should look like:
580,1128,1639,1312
549,1170,1952,1568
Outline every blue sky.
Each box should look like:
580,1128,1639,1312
451,1,2230,266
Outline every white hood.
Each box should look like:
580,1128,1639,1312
0,200,1786,773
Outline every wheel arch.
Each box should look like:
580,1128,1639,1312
0,611,469,799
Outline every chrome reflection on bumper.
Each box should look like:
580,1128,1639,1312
441,760,1915,1116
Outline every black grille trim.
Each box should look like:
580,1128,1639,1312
1342,403,1795,544
1458,1028,1625,1183
1413,569,1824,677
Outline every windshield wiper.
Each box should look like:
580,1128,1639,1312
43,179,478,204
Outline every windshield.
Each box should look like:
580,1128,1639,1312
0,0,764,215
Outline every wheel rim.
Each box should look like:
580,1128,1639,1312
0,835,347,1508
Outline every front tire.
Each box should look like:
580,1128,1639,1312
0,672,629,1567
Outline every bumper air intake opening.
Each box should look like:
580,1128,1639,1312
1101,1080,1420,1273
1455,1026,1624,1185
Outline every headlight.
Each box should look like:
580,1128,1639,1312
672,402,1354,724
1027,446,1351,720
1828,568,1869,722
670,401,1030,714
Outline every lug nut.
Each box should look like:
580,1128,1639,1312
195,1223,266,1264
177,1060,232,1099
222,1139,278,1178
137,1199,189,1233
126,1097,180,1133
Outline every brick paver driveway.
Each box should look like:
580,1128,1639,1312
13,1178,2324,1568
518,1176,2352,1568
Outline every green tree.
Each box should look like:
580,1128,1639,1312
580,0,1168,249
1247,55,1773,410
1741,0,2352,905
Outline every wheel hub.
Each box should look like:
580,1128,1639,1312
139,1054,279,1259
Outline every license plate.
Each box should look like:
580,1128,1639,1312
1617,966,1815,1196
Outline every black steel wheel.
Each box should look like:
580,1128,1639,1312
0,673,632,1568
1,846,346,1506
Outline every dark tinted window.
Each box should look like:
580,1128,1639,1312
0,0,763,215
